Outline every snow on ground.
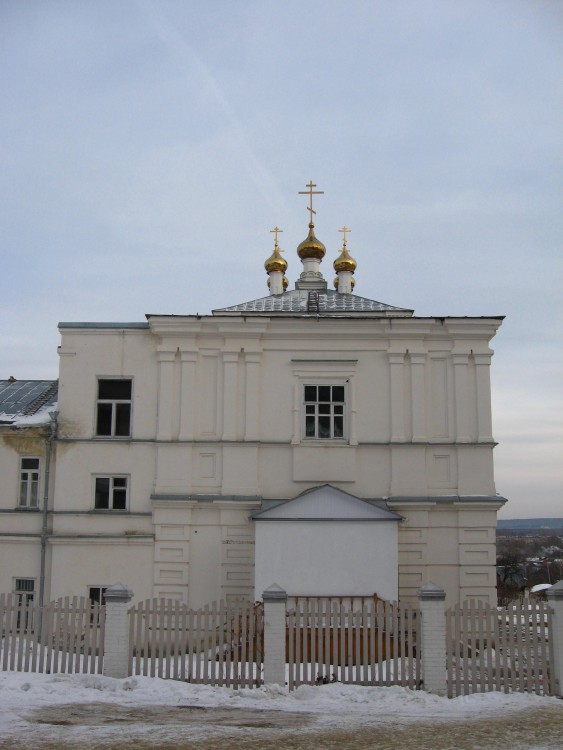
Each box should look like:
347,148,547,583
0,671,561,734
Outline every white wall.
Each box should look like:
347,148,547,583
254,520,398,602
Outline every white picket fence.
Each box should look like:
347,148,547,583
446,600,553,697
128,598,264,688
1,590,557,698
0,593,105,674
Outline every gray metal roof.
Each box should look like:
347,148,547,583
213,289,413,316
0,380,58,424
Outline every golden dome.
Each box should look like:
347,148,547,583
333,244,357,274
297,223,326,261
264,244,287,274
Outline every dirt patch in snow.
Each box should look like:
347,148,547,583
1,700,562,750
25,702,312,730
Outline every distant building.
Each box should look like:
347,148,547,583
0,186,507,607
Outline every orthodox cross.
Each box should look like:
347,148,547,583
299,181,324,224
338,225,351,246
270,226,283,248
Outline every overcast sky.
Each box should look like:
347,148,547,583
1,1,561,519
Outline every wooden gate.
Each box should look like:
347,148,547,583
129,598,263,687
286,596,420,690
0,593,105,674
446,600,552,697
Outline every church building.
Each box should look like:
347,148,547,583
0,183,506,608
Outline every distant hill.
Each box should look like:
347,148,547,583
497,518,563,533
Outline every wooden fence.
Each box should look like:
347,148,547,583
446,600,553,697
0,593,105,674
128,598,264,687
286,596,420,690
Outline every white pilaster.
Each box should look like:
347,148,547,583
474,353,494,442
389,352,406,442
410,353,427,442
244,352,261,440
222,352,239,441
157,348,176,441
179,351,197,441
453,353,471,443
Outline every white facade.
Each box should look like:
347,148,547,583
0,219,506,608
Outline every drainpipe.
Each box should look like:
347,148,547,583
39,410,58,608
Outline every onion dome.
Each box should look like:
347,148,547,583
264,243,287,274
297,223,326,261
333,243,357,274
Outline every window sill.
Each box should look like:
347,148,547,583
13,506,41,512
92,435,132,440
300,438,349,445
90,509,130,514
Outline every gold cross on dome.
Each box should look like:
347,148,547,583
270,226,283,247
298,180,324,224
338,225,351,245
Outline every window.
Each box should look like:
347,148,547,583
96,379,132,437
19,458,40,507
94,476,128,510
88,586,108,607
304,384,345,439
13,579,35,630
14,578,35,605
88,586,108,624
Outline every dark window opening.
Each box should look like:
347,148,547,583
96,379,132,437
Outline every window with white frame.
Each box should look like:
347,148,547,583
94,476,128,510
19,457,40,507
95,379,132,437
304,384,346,439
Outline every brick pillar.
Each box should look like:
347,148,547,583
547,580,563,698
262,583,287,686
418,582,447,695
103,583,134,679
